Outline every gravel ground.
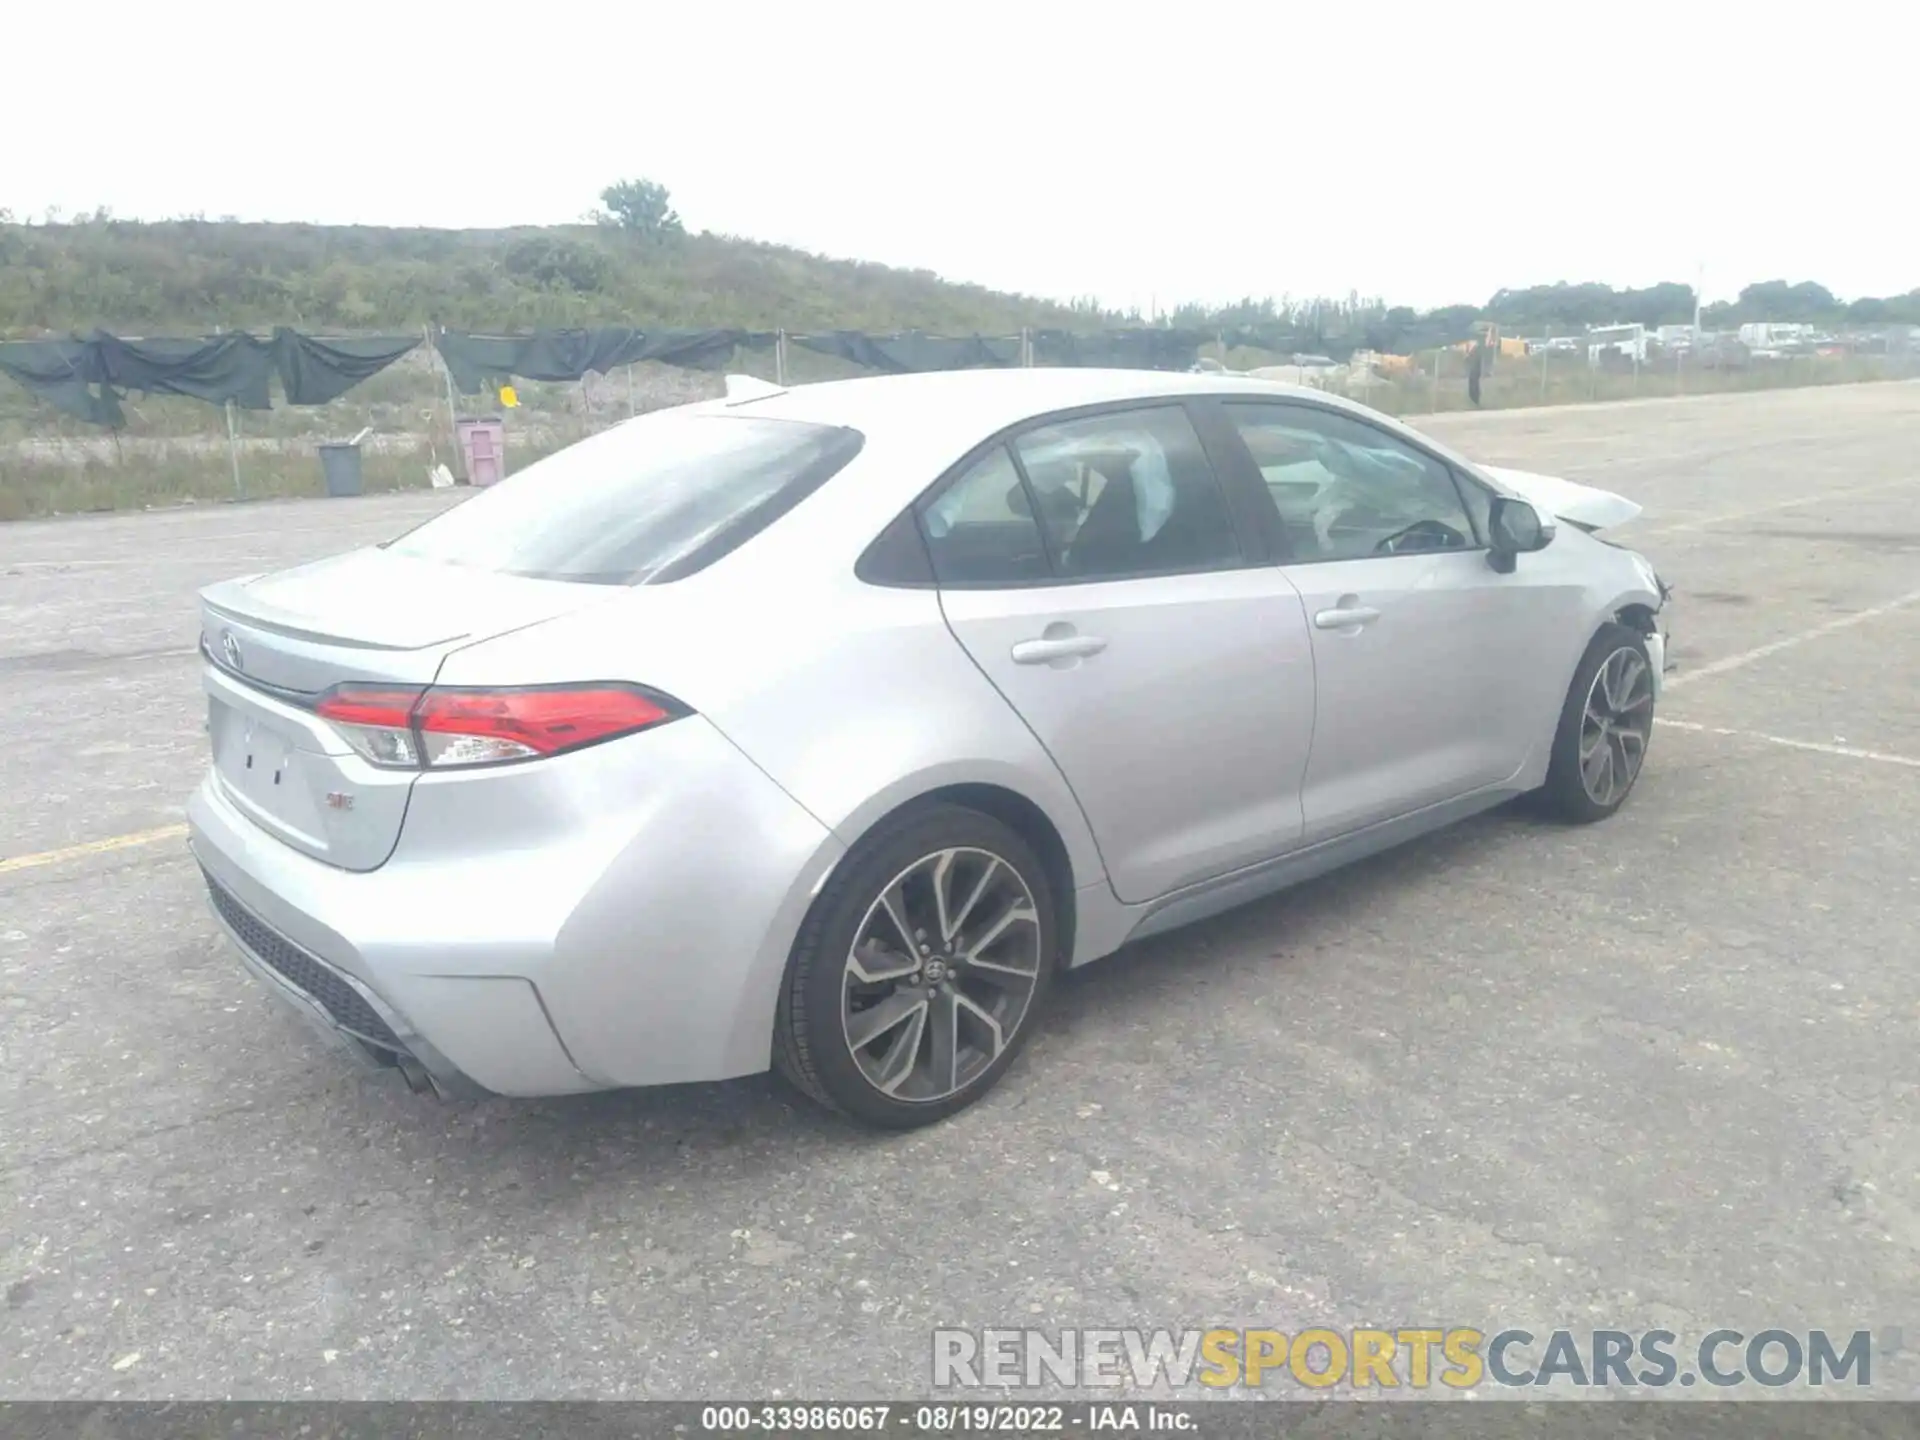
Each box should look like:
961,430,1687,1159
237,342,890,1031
2,380,1918,1402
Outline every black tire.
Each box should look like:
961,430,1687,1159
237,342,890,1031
773,803,1058,1129
1538,622,1656,824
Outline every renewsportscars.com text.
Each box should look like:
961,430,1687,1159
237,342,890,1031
932,1327,1873,1391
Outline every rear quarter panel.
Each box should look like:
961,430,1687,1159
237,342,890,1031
433,570,1110,894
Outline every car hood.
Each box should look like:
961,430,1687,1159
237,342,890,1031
1480,466,1642,530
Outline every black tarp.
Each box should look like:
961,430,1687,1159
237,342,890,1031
790,331,1021,373
1,328,424,422
1030,328,1202,371
5,322,1225,428
435,327,759,393
89,332,276,410
637,328,766,370
1218,325,1358,360
794,329,1202,374
0,338,124,426
0,331,275,419
272,330,420,405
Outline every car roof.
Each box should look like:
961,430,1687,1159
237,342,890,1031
709,367,1336,443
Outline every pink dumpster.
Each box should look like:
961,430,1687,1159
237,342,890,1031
456,417,508,487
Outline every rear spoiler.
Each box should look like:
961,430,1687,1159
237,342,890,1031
723,374,787,404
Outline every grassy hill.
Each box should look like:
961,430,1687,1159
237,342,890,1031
0,219,1094,335
0,218,1115,518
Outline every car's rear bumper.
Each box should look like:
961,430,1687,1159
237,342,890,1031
187,714,846,1096
198,863,500,1097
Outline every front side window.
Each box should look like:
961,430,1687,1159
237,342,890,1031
1223,403,1478,563
1009,405,1241,580
387,412,863,584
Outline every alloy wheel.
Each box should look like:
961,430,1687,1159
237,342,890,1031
1579,646,1654,807
840,847,1043,1103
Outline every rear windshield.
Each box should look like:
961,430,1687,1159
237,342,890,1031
387,412,864,584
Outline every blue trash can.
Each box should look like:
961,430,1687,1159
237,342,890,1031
319,443,364,498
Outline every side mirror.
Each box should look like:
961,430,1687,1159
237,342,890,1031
1487,496,1555,572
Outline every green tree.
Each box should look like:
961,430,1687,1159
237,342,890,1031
1482,281,1697,332
596,178,683,238
1733,280,1839,322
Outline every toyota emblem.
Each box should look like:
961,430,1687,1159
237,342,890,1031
220,630,244,671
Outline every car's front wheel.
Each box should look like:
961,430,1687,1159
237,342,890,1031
1539,622,1656,823
774,804,1057,1128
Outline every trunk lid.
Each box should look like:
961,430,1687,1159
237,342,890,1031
198,546,615,871
199,547,604,692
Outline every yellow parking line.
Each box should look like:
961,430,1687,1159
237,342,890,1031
0,824,189,875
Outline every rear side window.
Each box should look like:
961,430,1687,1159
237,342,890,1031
387,413,863,584
911,403,1244,587
918,445,1050,585
1011,405,1241,579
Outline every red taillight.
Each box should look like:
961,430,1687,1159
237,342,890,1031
314,689,423,730
314,684,684,769
416,687,675,757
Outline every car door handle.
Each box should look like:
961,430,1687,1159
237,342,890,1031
1011,635,1108,664
1313,605,1381,630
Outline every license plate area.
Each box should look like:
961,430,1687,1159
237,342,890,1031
210,696,327,846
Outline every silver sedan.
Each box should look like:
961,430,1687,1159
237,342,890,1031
188,369,1671,1127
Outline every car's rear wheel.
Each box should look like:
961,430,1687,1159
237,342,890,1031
1539,623,1656,823
774,804,1056,1128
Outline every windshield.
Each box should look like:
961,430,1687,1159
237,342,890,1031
387,411,864,584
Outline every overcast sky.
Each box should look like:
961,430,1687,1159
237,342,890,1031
9,0,1912,311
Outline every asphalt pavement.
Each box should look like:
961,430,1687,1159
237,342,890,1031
3,381,1918,1400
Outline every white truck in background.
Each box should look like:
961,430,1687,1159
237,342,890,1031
1737,322,1814,351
